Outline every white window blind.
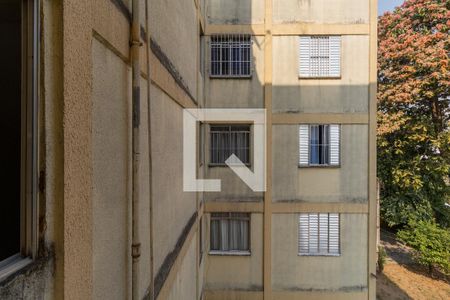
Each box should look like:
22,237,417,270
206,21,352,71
299,125,309,166
329,124,340,166
299,36,341,78
298,213,340,256
299,125,340,166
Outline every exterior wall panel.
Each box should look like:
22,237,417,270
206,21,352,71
272,35,369,114
272,0,369,24
272,214,368,291
273,125,368,203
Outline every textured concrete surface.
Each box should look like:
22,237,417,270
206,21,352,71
271,213,368,291
205,213,263,290
272,35,369,114
272,125,368,203
207,0,265,24
272,0,369,24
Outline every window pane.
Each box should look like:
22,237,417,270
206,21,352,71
0,0,21,262
309,125,330,165
210,213,250,252
210,125,250,164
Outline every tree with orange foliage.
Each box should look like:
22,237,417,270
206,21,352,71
378,0,450,227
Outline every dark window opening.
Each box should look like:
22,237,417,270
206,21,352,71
0,0,22,262
310,125,330,165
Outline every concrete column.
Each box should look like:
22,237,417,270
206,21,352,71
62,1,93,298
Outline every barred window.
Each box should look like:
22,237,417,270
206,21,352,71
210,34,252,77
210,125,250,165
299,213,340,256
210,213,250,253
299,36,341,78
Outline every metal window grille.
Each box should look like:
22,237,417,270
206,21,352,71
310,124,330,165
210,213,250,252
298,213,340,256
210,125,250,165
210,34,252,77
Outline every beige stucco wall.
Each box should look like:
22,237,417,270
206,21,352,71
205,213,263,290
150,83,198,273
204,36,265,109
150,0,199,100
271,213,368,291
272,0,369,24
92,38,131,300
204,124,263,201
272,124,368,203
167,232,198,300
206,0,264,24
272,35,369,114
92,39,152,299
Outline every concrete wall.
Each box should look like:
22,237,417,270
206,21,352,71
272,35,369,114
205,213,263,290
92,38,132,300
150,0,199,99
206,0,264,24
204,35,265,109
167,232,198,300
150,84,198,274
272,125,368,203
271,213,368,291
272,0,369,24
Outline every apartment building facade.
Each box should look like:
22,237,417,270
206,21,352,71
0,0,376,299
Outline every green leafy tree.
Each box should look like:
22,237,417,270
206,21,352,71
378,0,450,227
397,220,450,274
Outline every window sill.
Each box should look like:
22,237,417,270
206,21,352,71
298,253,340,257
298,164,340,168
209,163,251,168
0,254,32,282
209,250,251,256
298,76,341,80
209,75,252,79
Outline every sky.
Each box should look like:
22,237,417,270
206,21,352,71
378,0,405,16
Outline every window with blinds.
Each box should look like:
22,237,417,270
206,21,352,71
299,124,340,166
210,34,252,77
210,125,250,165
299,36,341,78
298,213,340,256
210,213,250,254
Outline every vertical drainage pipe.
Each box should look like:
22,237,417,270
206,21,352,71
131,0,141,298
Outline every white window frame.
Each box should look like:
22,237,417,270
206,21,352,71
299,124,340,167
209,34,252,78
299,35,341,79
298,213,340,256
